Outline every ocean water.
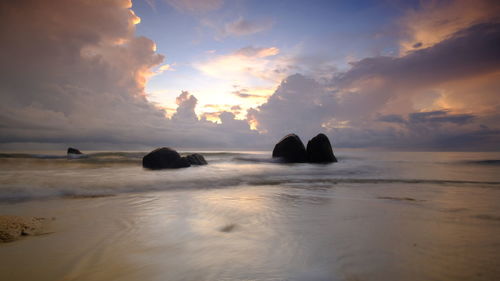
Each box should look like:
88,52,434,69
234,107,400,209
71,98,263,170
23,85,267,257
0,150,499,280
0,150,499,201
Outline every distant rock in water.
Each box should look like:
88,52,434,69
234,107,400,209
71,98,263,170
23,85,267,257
306,133,337,163
67,147,86,159
272,134,307,163
67,147,82,154
143,147,191,170
185,153,207,165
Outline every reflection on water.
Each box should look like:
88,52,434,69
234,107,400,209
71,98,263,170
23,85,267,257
1,150,500,280
0,182,499,281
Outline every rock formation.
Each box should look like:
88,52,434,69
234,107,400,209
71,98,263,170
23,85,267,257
272,133,337,164
306,133,337,163
67,147,82,154
185,153,208,165
142,147,191,169
142,148,208,170
272,134,308,163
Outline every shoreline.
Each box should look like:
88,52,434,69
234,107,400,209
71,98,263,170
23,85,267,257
1,183,499,280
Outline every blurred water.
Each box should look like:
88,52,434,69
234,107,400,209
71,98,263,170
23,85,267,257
0,150,499,201
0,150,500,280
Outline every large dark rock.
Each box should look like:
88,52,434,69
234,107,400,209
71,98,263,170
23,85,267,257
306,133,337,163
143,147,191,170
272,134,308,163
67,147,82,154
185,154,207,165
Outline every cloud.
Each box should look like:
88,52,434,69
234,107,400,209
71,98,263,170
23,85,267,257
164,0,223,14
0,0,266,150
376,114,406,124
408,111,475,125
333,21,500,119
231,87,268,99
378,111,476,126
248,19,500,150
234,46,279,58
194,46,285,85
172,91,198,122
1,0,499,151
222,16,273,37
201,16,273,39
0,0,168,145
399,0,500,53
166,92,265,148
247,74,331,137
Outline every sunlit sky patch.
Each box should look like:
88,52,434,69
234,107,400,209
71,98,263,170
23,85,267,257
132,0,415,119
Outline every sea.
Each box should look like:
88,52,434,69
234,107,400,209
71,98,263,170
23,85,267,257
0,150,499,280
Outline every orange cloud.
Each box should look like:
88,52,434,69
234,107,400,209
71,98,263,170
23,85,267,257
194,46,285,84
399,0,500,53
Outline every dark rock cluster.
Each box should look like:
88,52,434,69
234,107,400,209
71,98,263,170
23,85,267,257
142,147,207,170
272,133,337,163
69,133,335,170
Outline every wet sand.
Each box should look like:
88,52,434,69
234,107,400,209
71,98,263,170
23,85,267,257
0,183,499,281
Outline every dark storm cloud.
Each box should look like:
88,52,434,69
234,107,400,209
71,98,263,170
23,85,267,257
378,111,476,125
376,114,406,124
336,22,500,88
408,111,475,125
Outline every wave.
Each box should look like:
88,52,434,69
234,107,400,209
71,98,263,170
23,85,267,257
1,174,498,203
464,159,500,166
0,153,68,159
2,150,500,202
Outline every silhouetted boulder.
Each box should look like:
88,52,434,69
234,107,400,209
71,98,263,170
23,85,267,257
67,147,87,159
272,134,308,163
143,147,191,170
185,154,207,165
306,133,337,163
67,147,82,154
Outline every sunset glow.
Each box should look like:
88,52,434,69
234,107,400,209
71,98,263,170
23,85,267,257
1,2,500,280
0,0,499,150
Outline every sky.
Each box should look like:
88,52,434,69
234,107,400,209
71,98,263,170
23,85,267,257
0,0,499,151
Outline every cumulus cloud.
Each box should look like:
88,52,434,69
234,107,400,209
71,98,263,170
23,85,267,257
172,91,198,122
2,0,499,151
248,19,500,150
0,0,262,150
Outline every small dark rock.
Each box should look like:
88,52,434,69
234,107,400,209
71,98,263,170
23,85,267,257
67,147,82,154
272,134,308,163
185,153,207,165
143,147,191,170
0,216,49,242
306,133,337,163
